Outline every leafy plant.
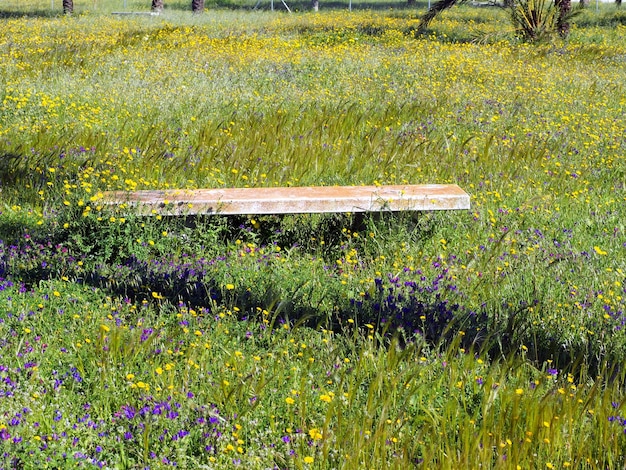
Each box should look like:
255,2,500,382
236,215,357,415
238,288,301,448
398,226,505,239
509,0,560,41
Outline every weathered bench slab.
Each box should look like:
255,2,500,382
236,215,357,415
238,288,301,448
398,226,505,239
111,11,161,15
102,184,470,216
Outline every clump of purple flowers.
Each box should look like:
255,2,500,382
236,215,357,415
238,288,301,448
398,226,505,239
609,402,626,434
349,263,486,345
608,414,626,433
110,396,229,463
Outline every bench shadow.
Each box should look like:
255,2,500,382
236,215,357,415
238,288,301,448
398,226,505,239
2,213,616,378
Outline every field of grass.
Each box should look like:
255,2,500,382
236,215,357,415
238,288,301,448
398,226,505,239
2,1,626,468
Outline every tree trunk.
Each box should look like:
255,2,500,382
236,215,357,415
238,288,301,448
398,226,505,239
407,0,415,6
579,0,589,7
418,0,459,32
555,0,571,37
617,0,622,7
63,0,73,14
311,0,319,10
192,0,205,13
151,0,164,12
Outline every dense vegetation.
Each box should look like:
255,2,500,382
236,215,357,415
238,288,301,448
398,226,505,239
2,1,626,467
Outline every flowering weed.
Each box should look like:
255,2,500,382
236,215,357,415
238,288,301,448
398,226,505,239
2,2,626,467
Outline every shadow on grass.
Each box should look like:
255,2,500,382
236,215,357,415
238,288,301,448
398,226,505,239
0,9,67,18
108,0,431,12
241,0,431,10
1,210,621,379
574,8,626,26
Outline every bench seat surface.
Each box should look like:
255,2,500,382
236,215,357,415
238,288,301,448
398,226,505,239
102,184,470,215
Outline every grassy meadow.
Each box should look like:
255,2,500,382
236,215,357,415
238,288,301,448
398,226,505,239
2,1,626,468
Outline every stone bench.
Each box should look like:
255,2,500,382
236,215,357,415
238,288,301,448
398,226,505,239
101,184,470,216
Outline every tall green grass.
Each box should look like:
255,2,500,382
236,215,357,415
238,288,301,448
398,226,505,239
0,278,624,468
2,3,626,467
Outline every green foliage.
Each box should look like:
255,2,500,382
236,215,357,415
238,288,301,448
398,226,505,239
2,3,626,467
0,279,624,468
509,0,559,41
